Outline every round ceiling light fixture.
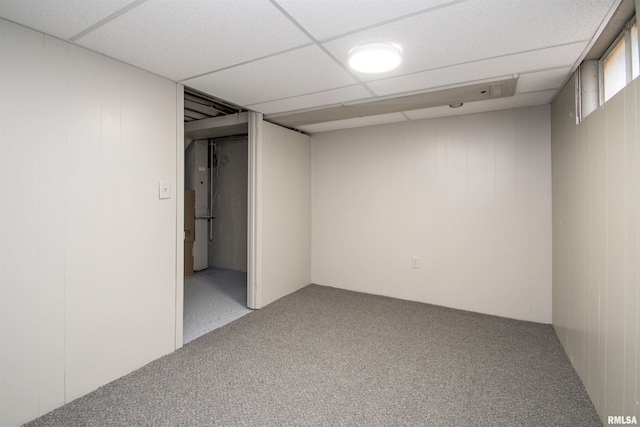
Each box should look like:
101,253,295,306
348,42,402,73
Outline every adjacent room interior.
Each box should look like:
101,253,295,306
183,89,251,343
1,0,639,425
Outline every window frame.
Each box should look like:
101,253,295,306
577,14,639,123
599,16,637,105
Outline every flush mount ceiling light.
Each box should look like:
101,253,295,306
348,42,402,73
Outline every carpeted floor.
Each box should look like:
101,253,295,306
26,284,602,426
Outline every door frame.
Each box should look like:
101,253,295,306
175,103,264,348
175,85,185,348
247,111,263,309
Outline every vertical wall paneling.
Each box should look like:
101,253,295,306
176,85,184,349
0,19,179,426
147,71,178,356
209,137,249,272
96,53,123,389
38,35,68,413
247,111,263,309
605,89,626,417
311,123,413,299
433,119,448,307
528,107,553,323
0,21,2,423
311,106,552,323
552,74,640,423
592,99,608,412
512,110,533,320
627,78,639,419
494,109,521,319
116,63,143,376
576,119,589,381
0,20,43,426
406,121,437,304
115,63,147,377
465,113,497,314
260,122,311,307
64,45,104,400
116,66,176,375
442,116,470,311
0,23,2,424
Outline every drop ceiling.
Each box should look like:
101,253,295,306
0,0,623,133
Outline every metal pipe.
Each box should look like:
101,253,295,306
209,139,215,242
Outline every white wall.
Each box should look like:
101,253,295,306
312,107,552,323
0,20,180,426
210,137,248,272
552,74,639,423
259,122,311,307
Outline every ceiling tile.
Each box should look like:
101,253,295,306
0,0,617,133
0,0,134,40
323,0,615,81
404,90,556,120
74,0,312,81
183,45,359,107
516,67,573,94
247,85,373,115
366,42,587,96
275,0,457,41
297,112,408,134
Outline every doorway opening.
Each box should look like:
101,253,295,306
182,89,251,344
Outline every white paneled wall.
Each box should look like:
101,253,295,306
259,122,311,307
552,74,639,423
210,137,248,272
0,20,179,426
312,107,552,323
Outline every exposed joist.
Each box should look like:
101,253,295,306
184,99,226,118
184,112,249,140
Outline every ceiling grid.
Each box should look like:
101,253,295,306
0,0,623,133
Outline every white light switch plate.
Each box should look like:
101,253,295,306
159,181,171,199
412,257,420,269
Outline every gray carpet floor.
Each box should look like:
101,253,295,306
26,284,602,426
183,268,252,344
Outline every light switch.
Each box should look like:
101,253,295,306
412,257,420,269
159,181,171,199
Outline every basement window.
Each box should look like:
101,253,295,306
601,19,638,103
578,16,638,123
632,21,639,78
603,35,627,102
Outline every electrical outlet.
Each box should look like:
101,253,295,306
412,257,420,269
